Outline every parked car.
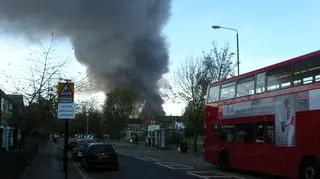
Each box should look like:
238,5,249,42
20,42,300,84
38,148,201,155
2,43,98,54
72,142,88,161
82,143,119,171
72,139,97,161
67,138,77,151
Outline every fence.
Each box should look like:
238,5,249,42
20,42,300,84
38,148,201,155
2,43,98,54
0,134,45,179
185,136,204,155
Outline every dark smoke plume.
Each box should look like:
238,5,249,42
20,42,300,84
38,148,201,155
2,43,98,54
0,0,171,116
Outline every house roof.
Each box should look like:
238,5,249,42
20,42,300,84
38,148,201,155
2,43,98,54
0,89,5,97
0,89,24,108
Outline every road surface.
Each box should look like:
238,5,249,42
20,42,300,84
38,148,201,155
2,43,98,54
73,153,247,179
71,142,274,179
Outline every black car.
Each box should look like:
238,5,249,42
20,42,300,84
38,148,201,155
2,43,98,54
72,139,99,161
82,143,119,171
72,142,88,161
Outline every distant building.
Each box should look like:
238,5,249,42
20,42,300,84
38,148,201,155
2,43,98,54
122,118,145,140
121,115,184,142
0,90,24,126
144,116,184,149
1,89,14,125
144,115,183,129
0,89,24,151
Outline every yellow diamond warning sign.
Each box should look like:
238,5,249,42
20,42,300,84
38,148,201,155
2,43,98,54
57,82,74,103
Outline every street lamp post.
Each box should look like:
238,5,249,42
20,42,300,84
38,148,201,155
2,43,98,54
86,111,89,136
211,25,240,76
59,78,72,178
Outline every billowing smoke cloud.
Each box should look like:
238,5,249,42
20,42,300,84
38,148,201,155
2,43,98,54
0,0,171,116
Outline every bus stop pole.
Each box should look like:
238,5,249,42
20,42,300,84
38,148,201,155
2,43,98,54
63,120,69,179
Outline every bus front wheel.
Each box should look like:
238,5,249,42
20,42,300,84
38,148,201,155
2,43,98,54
218,150,229,171
300,158,320,179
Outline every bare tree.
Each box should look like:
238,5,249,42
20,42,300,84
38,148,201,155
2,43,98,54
6,34,68,105
4,34,72,136
171,42,235,153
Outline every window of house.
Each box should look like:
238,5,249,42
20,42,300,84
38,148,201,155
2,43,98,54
220,81,236,100
0,98,3,112
237,76,255,97
235,123,254,143
267,65,292,91
256,72,266,94
3,100,8,112
294,56,320,86
9,103,12,112
207,85,220,103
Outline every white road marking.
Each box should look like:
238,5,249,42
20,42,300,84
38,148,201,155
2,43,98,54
186,172,208,179
119,152,132,157
73,162,93,179
155,161,194,169
144,156,159,161
187,172,229,179
206,171,246,179
133,156,150,161
133,156,160,162
118,152,160,162
187,171,247,179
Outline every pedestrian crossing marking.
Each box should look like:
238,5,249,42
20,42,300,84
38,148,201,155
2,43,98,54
155,161,194,169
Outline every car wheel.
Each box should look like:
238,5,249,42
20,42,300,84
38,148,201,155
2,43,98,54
84,161,91,172
81,159,85,168
300,158,320,179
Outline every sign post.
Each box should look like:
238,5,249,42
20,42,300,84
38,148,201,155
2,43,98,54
57,80,75,179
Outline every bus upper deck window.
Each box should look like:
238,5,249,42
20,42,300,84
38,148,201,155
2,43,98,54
294,56,320,86
237,76,255,97
256,72,266,94
267,65,292,91
220,81,236,100
207,85,220,103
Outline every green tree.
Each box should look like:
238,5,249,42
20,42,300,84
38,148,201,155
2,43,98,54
103,88,137,138
172,42,234,153
70,98,102,135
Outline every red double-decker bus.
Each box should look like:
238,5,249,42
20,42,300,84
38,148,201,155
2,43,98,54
204,50,320,179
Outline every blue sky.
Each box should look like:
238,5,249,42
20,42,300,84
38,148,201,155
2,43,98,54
165,0,320,73
0,0,319,115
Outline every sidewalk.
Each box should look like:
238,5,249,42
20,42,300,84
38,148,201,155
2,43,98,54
21,141,82,179
111,141,213,169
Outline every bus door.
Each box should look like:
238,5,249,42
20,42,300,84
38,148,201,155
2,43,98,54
231,122,263,170
219,121,238,167
204,105,219,163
